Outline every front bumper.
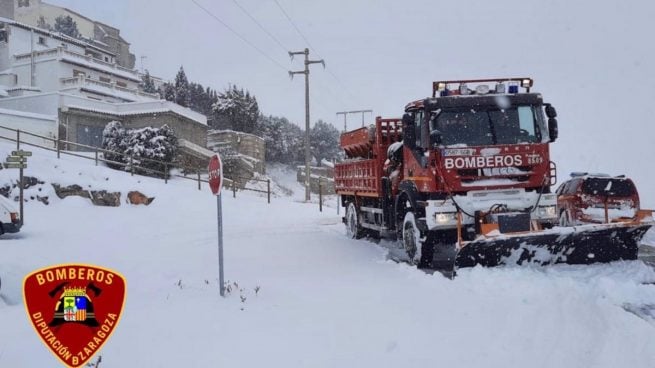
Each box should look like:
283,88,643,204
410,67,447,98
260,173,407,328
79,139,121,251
425,189,558,230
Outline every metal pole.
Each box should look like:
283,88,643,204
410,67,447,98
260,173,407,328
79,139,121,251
337,194,340,215
232,181,236,198
267,179,271,204
56,135,60,159
303,49,311,202
319,179,323,212
95,148,98,166
337,112,348,132
19,166,23,226
197,172,201,190
16,129,20,150
217,194,225,297
164,164,168,184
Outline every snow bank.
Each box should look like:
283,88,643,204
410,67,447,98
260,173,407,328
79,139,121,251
0,141,654,367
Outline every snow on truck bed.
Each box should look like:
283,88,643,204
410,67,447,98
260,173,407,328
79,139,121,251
1,142,655,367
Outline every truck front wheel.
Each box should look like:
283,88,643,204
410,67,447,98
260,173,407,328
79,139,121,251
346,202,363,239
402,212,422,264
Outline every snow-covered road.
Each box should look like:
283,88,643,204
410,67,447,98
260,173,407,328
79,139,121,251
1,144,655,367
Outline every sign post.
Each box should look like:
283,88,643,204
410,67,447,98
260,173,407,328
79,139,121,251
208,154,225,297
5,150,31,226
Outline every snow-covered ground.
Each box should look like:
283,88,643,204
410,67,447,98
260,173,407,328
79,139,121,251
1,143,655,367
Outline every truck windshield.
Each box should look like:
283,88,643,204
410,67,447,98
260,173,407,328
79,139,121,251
430,106,541,146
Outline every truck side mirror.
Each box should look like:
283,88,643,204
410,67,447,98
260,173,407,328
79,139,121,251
545,104,557,118
430,130,442,146
548,118,558,142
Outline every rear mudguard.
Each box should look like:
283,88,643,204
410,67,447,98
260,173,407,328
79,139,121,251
430,222,653,273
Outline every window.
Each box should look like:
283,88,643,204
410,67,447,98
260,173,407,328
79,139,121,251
582,178,636,197
73,70,86,77
38,36,47,46
565,179,582,195
414,110,425,149
17,0,30,8
99,77,111,83
116,81,127,88
0,30,7,43
104,56,109,62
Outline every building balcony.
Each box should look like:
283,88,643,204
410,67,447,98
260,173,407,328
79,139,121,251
14,47,142,82
60,75,160,102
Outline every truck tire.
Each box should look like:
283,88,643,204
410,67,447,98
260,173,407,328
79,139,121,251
402,212,423,264
346,202,364,239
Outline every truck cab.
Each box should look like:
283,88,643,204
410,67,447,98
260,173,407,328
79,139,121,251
399,78,560,239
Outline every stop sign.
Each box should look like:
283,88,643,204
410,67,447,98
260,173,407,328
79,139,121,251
208,154,223,195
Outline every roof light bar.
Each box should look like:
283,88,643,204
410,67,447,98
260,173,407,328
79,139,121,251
432,77,534,97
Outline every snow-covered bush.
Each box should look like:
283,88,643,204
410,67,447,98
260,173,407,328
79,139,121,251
101,122,178,177
102,121,128,168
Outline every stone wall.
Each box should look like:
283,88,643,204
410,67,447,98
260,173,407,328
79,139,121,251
296,166,335,195
207,130,265,173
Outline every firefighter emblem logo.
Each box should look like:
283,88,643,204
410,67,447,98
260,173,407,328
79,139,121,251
23,264,126,368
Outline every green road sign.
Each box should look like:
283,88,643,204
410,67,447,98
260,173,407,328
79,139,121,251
3,163,26,169
6,156,25,162
11,150,32,157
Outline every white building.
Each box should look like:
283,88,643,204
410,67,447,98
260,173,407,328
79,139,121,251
0,17,155,102
0,17,209,163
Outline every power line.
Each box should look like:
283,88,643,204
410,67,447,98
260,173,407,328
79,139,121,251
230,0,289,53
190,0,288,72
272,0,362,104
273,0,319,55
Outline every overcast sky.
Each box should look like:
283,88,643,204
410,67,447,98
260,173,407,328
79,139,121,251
46,0,655,204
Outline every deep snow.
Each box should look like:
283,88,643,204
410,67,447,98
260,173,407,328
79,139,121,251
1,143,655,367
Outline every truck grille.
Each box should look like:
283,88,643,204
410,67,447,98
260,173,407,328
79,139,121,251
457,166,532,183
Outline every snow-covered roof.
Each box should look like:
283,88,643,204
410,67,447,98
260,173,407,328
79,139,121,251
178,139,215,159
208,129,264,142
60,55,140,82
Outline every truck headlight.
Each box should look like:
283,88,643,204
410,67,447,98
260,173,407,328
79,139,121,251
435,213,457,224
537,205,557,218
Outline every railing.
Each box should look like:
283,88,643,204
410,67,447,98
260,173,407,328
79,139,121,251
0,125,271,202
14,47,141,80
60,76,160,100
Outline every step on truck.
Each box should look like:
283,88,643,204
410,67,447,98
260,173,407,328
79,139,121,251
334,78,653,274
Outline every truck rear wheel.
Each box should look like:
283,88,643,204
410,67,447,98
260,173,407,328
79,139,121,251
402,212,422,264
346,202,363,239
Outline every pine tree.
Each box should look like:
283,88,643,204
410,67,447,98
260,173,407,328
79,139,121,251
211,85,260,133
259,115,305,164
310,120,340,164
161,83,175,102
142,70,157,94
174,66,190,107
54,15,81,39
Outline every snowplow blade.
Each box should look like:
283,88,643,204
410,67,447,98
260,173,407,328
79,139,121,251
450,222,653,269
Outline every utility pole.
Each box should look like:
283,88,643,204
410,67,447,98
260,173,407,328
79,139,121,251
289,48,324,202
336,110,373,131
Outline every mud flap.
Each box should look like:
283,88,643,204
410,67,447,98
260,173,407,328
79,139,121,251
431,223,652,273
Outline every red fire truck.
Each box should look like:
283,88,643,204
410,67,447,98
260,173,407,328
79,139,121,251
335,78,653,273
